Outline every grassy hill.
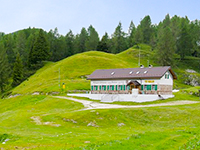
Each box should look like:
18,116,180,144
12,44,200,95
1,44,200,149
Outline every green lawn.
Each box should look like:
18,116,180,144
0,94,199,149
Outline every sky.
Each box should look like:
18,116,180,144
0,0,199,37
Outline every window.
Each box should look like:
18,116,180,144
165,74,169,79
127,85,130,90
144,71,148,74
94,86,98,91
129,71,133,74
111,72,115,75
123,85,126,91
141,85,144,90
110,85,112,90
120,85,123,90
103,85,106,91
152,85,157,91
107,85,109,90
147,85,151,90
91,86,94,91
99,86,102,90
144,85,151,90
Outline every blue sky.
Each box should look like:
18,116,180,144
0,0,199,37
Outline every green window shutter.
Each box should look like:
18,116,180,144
107,85,109,90
147,85,151,90
112,85,114,90
99,86,101,90
141,85,143,90
104,86,106,91
116,85,118,90
91,86,93,91
123,85,126,91
120,85,123,90
155,85,157,91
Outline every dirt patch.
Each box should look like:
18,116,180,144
31,116,60,127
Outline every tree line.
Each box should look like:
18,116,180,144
0,14,200,94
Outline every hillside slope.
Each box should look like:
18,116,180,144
12,46,152,94
12,44,200,94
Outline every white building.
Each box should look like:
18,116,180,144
68,66,177,102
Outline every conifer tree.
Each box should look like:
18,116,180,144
12,53,23,87
177,19,192,59
111,22,127,53
97,32,110,52
65,30,75,57
128,21,136,47
86,25,99,50
0,42,10,93
76,28,88,53
156,26,175,66
28,29,50,65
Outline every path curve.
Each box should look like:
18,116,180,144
54,96,199,110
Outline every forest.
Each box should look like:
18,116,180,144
0,14,200,94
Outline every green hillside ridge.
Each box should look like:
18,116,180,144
12,46,147,94
12,44,200,95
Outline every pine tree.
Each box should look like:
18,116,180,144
156,26,175,66
139,15,153,44
86,25,99,50
12,53,23,87
76,28,88,53
97,32,110,52
4,34,16,66
128,21,136,47
28,29,50,66
0,42,10,93
111,22,127,53
65,30,75,57
177,19,192,59
15,31,27,64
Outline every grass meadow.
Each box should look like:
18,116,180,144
2,44,200,149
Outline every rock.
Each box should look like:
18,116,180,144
84,141,91,143
186,69,197,73
87,122,99,127
118,123,125,127
63,118,77,123
32,92,40,95
8,94,21,98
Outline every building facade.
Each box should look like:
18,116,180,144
87,66,177,95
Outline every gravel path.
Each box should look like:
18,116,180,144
54,96,199,110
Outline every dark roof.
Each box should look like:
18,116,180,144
87,66,177,80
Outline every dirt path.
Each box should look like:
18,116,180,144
54,96,199,110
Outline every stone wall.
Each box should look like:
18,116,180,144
158,85,173,95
